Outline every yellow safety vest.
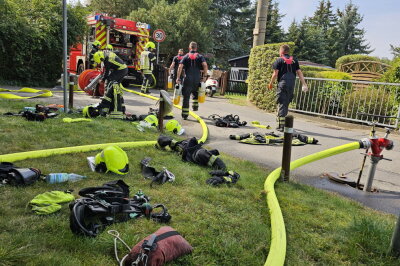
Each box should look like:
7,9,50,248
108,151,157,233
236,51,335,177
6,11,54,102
140,50,154,73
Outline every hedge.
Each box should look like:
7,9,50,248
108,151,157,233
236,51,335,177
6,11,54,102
380,58,400,84
335,54,381,70
247,42,295,111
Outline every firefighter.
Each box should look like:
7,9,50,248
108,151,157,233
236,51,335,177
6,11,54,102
93,50,128,119
89,40,102,68
176,42,208,119
268,44,308,131
169,48,184,87
140,42,156,93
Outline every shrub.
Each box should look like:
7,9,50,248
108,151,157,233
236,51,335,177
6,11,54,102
380,58,400,84
335,54,381,70
301,65,332,73
340,87,397,124
302,70,352,80
247,42,295,111
316,71,352,80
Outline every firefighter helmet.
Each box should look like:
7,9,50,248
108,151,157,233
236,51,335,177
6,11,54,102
106,44,113,51
93,40,101,48
94,145,129,175
144,114,158,127
93,51,105,64
145,42,156,50
165,120,184,135
82,105,100,118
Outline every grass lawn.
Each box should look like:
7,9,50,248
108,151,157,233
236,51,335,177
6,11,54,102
0,98,399,265
224,94,249,106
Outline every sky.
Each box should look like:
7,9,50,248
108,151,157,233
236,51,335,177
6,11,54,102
277,0,399,59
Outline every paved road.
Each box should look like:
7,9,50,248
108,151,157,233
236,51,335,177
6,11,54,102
2,86,400,214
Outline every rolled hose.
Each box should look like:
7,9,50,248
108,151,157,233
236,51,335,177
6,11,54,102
0,88,53,99
0,89,208,163
264,141,361,266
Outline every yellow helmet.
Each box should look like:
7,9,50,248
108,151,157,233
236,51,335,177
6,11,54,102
145,42,156,50
94,145,129,175
93,51,105,64
106,44,113,51
144,114,158,126
165,120,184,135
93,40,101,48
82,105,100,118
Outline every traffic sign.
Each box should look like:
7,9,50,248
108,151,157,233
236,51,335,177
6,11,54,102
153,29,166,43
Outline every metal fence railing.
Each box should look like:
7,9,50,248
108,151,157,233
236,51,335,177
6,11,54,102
227,67,248,95
289,77,400,128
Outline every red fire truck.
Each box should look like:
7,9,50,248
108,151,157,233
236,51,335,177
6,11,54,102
67,14,151,94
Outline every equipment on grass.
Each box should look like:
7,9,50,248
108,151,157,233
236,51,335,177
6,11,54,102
119,226,193,266
165,120,184,135
156,136,227,170
63,118,92,123
140,157,175,186
206,170,240,186
94,146,129,175
0,162,42,186
208,114,247,128
69,180,171,237
82,104,101,118
30,190,75,215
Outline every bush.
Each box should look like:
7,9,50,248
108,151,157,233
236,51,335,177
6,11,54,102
302,70,352,80
380,58,400,84
0,0,87,86
316,71,352,80
301,65,332,73
335,54,381,70
340,87,397,123
247,42,295,111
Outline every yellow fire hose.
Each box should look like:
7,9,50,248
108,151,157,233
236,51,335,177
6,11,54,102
264,141,361,266
0,89,208,163
0,88,53,99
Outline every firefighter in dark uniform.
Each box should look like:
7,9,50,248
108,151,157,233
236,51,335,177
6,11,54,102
269,44,308,131
176,42,208,119
140,42,157,93
169,48,184,87
93,50,128,119
89,40,102,68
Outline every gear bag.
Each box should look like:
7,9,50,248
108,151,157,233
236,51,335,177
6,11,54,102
122,226,193,266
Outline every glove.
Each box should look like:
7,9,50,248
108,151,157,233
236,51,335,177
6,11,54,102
206,171,240,186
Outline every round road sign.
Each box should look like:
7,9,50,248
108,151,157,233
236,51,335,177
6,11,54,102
153,29,166,43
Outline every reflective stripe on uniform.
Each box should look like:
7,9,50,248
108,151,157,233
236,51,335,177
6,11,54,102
208,155,218,167
182,108,189,115
108,52,127,70
103,96,112,102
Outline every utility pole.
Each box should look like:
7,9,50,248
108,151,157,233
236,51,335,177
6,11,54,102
253,0,269,47
62,0,68,113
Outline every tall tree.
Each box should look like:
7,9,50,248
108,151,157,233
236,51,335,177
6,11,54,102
211,0,254,65
336,2,372,56
89,0,144,18
265,1,285,43
129,0,213,61
390,44,400,58
309,0,339,66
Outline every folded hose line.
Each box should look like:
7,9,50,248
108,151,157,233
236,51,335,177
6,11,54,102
264,141,361,266
0,88,53,99
0,89,208,162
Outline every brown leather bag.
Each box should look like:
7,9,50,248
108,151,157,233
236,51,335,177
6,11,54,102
124,226,193,266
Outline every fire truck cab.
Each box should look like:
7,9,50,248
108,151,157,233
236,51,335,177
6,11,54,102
68,13,151,86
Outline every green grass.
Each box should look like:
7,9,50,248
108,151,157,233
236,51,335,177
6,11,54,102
224,94,249,106
0,98,399,265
